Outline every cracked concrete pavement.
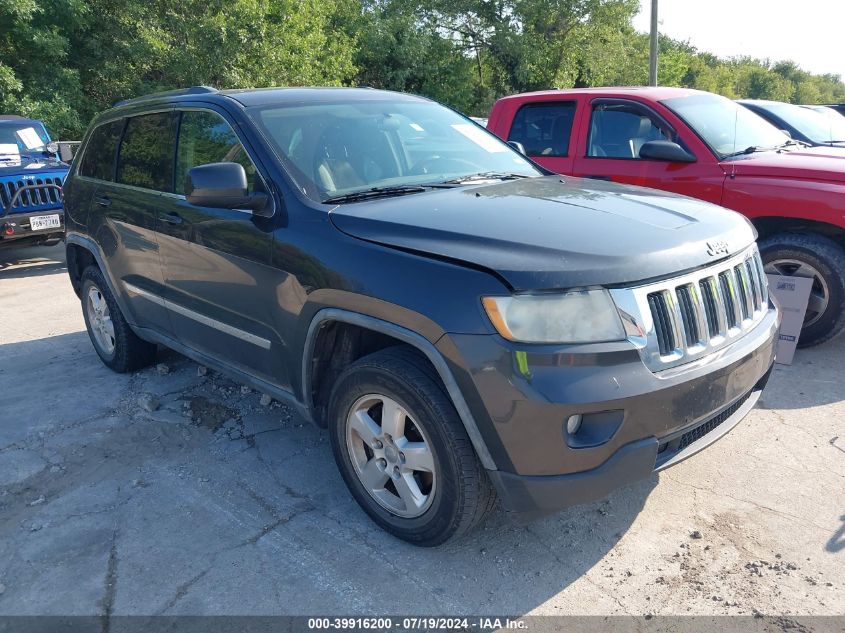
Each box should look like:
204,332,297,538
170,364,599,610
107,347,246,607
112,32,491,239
0,244,843,618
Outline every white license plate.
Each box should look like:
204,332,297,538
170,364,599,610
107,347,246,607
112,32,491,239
29,214,61,231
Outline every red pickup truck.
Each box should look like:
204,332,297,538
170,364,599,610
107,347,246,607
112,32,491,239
487,87,845,346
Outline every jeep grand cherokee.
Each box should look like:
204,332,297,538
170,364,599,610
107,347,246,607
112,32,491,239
63,87,779,545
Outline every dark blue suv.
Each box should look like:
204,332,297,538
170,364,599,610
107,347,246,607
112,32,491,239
0,115,67,248
62,87,778,545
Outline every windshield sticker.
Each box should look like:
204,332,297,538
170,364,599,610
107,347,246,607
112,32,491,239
17,127,43,150
0,143,20,156
451,124,507,153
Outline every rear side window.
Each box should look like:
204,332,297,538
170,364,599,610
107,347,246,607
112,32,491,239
78,120,124,181
507,102,576,157
175,110,258,194
116,112,177,192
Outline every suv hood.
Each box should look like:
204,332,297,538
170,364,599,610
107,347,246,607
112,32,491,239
724,149,845,183
0,155,67,176
329,176,755,290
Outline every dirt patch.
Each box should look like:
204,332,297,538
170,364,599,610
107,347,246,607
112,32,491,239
183,396,239,432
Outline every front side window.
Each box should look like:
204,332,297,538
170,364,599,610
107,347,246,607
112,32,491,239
116,112,176,192
662,93,788,158
508,102,576,157
176,110,259,194
246,99,540,203
587,102,673,159
78,120,124,181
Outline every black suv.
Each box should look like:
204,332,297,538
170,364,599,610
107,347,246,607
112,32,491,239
63,87,779,545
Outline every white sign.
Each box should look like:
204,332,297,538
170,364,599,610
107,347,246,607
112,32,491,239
766,274,814,365
451,123,508,153
16,127,43,150
0,143,20,156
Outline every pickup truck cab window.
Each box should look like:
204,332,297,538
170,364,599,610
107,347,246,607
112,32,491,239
507,101,576,157
587,101,674,159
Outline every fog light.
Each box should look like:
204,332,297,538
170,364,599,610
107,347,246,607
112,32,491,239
566,414,582,435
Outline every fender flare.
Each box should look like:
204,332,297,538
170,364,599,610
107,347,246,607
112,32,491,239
302,308,498,470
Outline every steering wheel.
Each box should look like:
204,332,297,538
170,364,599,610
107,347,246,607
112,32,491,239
409,156,480,176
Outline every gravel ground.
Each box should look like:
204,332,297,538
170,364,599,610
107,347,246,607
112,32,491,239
0,244,843,621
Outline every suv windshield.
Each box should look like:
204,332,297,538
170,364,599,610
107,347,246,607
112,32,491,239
763,103,845,144
0,122,50,158
246,99,540,203
662,93,789,158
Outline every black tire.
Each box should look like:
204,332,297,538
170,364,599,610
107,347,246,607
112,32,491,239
80,266,157,372
759,233,845,348
327,346,496,546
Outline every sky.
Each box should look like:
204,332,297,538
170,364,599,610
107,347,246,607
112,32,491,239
632,0,845,80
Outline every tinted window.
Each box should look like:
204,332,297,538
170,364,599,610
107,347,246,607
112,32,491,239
588,103,673,159
116,113,176,192
78,120,124,181
508,102,576,157
176,110,258,194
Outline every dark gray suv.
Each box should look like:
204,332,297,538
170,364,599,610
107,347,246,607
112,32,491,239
63,87,779,545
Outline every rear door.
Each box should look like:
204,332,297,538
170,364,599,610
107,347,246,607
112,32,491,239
84,113,176,334
156,108,280,382
570,98,724,204
503,100,578,174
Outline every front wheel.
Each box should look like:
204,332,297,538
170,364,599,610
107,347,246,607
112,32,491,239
327,346,496,546
759,233,845,347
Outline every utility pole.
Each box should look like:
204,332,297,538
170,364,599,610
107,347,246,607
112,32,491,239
648,0,658,86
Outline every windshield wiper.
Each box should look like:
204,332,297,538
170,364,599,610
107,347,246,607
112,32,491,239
439,171,529,185
723,146,760,158
322,185,428,205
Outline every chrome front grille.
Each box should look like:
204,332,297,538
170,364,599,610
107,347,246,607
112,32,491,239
610,246,770,372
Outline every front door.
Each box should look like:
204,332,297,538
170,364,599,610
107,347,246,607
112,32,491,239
156,108,281,383
570,98,724,204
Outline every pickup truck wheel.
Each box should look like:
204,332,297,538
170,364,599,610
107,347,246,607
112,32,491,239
759,233,845,347
327,346,495,546
80,266,157,372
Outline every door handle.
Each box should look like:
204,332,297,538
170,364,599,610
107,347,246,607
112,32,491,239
94,195,111,207
161,212,183,225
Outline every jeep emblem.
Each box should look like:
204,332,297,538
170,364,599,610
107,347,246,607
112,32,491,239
706,240,729,257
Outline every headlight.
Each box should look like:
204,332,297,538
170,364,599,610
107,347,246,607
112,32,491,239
482,290,626,344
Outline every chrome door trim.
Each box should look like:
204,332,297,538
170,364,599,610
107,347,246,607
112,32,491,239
123,281,271,350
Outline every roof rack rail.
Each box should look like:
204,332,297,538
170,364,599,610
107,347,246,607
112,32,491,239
113,86,218,108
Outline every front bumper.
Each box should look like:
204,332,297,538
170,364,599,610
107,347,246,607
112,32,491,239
440,306,778,514
0,208,65,246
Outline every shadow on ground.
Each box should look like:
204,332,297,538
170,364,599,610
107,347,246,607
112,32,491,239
0,332,656,616
0,243,66,279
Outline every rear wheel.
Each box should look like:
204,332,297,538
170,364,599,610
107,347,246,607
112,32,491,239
327,346,495,546
80,266,157,372
759,233,845,347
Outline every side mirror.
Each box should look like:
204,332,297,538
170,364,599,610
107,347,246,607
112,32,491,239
507,140,527,155
639,140,696,163
185,162,273,217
